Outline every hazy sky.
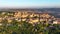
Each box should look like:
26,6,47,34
0,0,60,8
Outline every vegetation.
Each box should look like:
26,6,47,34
0,20,60,34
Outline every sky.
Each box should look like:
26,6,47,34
0,0,60,8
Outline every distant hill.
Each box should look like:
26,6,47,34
0,8,60,13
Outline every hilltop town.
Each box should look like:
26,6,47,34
0,10,60,25
0,10,60,34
